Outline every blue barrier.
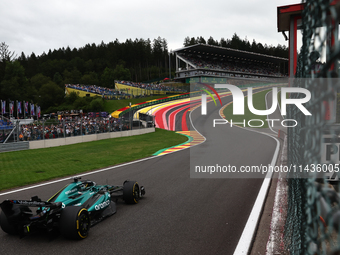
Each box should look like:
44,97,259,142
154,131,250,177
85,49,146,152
0,125,14,130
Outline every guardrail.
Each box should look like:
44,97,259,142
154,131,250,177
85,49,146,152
29,127,155,150
0,142,29,153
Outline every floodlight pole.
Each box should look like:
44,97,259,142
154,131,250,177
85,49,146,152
129,102,132,130
169,50,172,80
1,100,3,121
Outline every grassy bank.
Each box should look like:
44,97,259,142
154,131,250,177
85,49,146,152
223,89,271,128
0,129,188,191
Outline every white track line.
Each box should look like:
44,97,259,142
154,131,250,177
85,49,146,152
230,87,281,255
1,88,279,255
0,99,206,197
231,127,280,255
0,156,160,196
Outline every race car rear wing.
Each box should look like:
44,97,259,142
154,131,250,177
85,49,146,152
0,196,62,215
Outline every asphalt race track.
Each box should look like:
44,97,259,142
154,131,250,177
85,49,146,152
0,86,278,255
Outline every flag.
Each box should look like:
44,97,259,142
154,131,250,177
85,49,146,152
1,100,5,114
37,105,41,118
25,102,28,114
17,101,22,114
9,101,13,115
30,104,35,116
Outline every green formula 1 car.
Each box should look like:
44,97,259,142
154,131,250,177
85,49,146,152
0,177,145,239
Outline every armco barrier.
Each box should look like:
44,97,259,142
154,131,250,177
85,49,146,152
0,142,29,152
29,127,155,150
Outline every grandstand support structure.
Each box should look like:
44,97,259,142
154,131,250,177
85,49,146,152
172,44,288,84
278,3,305,77
0,118,19,144
278,2,340,78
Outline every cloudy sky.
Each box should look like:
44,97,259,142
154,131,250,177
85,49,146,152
1,0,296,57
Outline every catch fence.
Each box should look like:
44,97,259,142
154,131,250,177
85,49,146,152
284,0,340,254
0,115,152,145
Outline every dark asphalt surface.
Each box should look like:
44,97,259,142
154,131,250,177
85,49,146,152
0,86,278,255
189,88,278,179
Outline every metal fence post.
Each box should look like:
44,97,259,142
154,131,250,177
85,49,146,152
63,119,65,138
16,120,19,142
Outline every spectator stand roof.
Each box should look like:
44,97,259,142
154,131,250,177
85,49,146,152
277,3,304,33
278,1,340,32
173,44,288,64
172,44,288,82
277,1,340,77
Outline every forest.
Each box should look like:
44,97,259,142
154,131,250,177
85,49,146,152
0,33,288,112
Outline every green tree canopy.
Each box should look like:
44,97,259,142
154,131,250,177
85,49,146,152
0,77,23,100
30,73,51,91
80,71,99,85
101,67,115,88
37,81,64,109
113,64,131,81
89,97,104,112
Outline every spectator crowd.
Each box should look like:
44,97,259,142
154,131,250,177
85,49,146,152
116,80,186,92
65,84,129,99
65,81,185,99
178,53,287,77
18,116,132,141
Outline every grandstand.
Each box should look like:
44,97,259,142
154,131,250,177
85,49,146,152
114,80,187,97
65,84,123,99
65,81,187,100
64,44,288,98
173,44,288,84
0,117,15,143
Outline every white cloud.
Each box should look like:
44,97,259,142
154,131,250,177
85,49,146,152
0,0,295,56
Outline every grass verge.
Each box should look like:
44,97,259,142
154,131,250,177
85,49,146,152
223,89,271,128
0,129,188,191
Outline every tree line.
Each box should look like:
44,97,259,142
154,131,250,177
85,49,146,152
0,34,288,112
183,34,288,58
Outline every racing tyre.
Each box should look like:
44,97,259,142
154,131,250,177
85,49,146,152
0,211,18,235
123,181,140,204
59,206,90,240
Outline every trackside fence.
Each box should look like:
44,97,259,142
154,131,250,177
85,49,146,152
284,0,340,254
0,115,152,147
